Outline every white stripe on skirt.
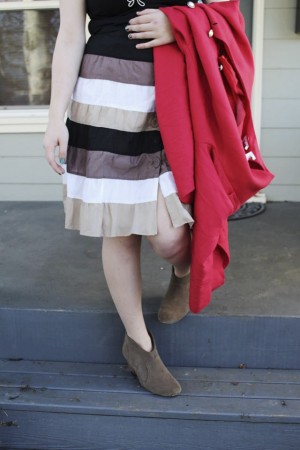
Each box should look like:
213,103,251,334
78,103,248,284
72,78,155,113
62,167,178,205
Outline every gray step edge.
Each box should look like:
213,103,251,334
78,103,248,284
1,360,300,424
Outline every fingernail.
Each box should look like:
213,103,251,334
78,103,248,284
125,25,130,31
128,34,133,39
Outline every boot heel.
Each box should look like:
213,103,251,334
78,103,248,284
128,365,137,376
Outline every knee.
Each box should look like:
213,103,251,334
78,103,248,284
148,233,187,260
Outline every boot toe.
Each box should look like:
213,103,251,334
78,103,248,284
157,308,172,324
158,305,189,324
148,376,182,397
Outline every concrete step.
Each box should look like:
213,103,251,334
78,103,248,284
1,359,300,450
0,202,300,368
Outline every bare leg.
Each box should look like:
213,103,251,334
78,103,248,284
147,188,192,323
102,235,152,352
103,233,182,396
147,188,191,276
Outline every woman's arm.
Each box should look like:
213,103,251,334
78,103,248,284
126,9,174,49
44,0,86,175
126,0,231,50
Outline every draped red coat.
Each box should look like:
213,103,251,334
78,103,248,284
154,0,274,313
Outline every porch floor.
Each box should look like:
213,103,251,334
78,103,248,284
0,201,299,317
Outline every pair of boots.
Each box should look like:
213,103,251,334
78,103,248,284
122,268,190,397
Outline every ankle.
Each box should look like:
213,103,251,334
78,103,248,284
127,331,153,352
173,266,190,278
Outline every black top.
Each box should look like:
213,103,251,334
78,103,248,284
86,1,190,19
85,0,193,61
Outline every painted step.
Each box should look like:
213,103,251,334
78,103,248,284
1,202,300,368
1,359,300,450
2,308,300,370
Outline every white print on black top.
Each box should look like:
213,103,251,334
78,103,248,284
127,0,146,7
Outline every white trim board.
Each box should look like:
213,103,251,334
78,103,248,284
0,110,49,134
0,1,59,11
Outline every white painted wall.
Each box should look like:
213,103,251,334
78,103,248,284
262,0,300,201
0,133,61,201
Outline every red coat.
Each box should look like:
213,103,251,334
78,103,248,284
154,0,274,313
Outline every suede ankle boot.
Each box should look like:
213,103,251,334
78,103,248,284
158,267,190,324
122,331,181,397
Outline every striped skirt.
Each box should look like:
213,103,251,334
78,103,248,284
62,53,194,237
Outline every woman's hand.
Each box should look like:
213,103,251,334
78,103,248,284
126,9,174,49
43,120,69,175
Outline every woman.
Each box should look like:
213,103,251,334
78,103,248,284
44,0,231,397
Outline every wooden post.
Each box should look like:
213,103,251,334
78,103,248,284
296,0,300,34
251,0,264,146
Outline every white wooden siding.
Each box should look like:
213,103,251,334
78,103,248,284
262,0,300,201
0,133,61,201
